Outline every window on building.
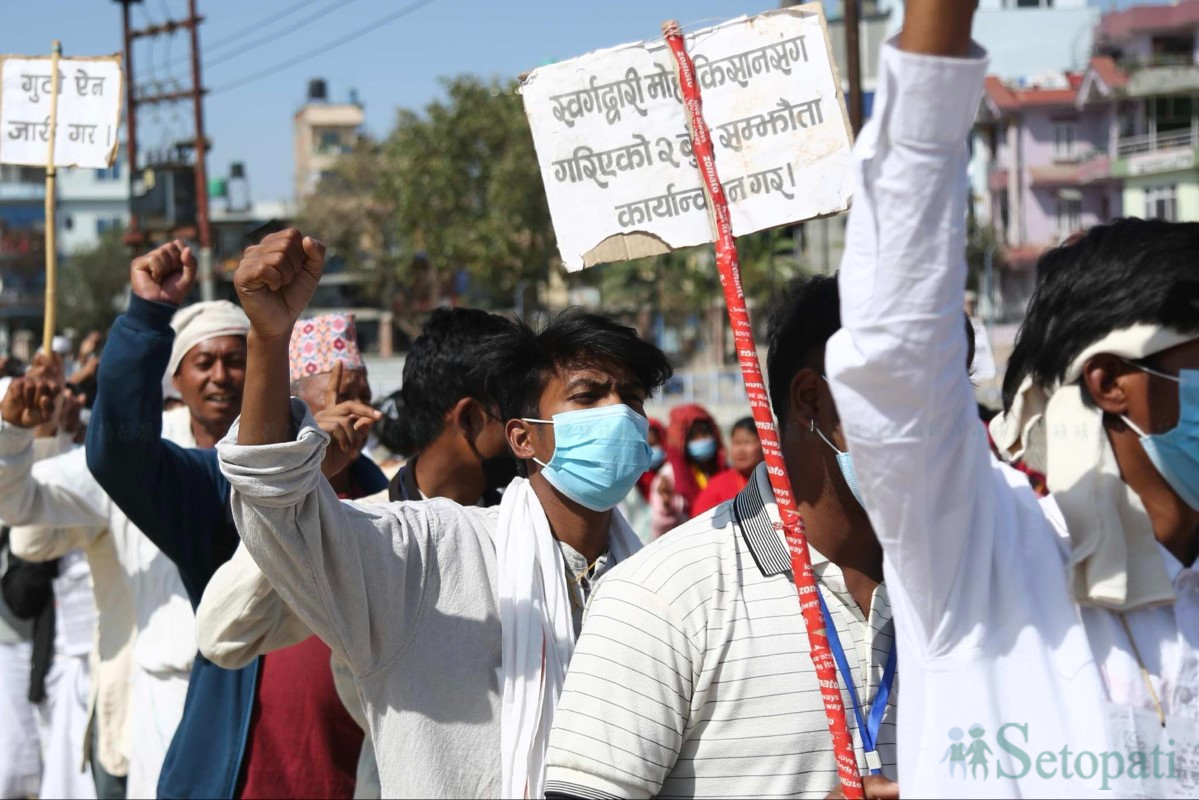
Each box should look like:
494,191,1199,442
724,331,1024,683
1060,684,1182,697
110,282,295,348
1054,122,1077,159
1056,192,1082,237
1152,96,1194,134
1012,0,1052,7
997,192,1010,243
95,217,123,236
314,130,345,155
1144,185,1178,221
1151,35,1192,64
94,163,120,181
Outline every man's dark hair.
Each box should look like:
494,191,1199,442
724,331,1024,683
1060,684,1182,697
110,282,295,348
401,307,518,451
767,275,841,428
474,308,673,424
731,416,757,437
1002,218,1199,412
768,275,978,425
372,389,415,458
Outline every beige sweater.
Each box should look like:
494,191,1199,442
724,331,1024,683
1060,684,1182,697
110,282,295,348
219,401,503,799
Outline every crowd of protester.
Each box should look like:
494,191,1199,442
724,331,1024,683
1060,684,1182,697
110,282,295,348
1,2,1197,798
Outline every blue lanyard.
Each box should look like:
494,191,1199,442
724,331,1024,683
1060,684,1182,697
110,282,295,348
816,587,897,775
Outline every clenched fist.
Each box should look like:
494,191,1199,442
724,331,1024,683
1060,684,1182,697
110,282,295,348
233,229,325,341
131,240,197,306
2,377,61,429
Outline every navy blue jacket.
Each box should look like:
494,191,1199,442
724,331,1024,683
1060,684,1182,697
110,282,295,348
86,295,386,799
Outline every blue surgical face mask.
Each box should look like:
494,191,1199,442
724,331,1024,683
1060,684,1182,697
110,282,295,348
648,446,667,471
687,437,718,463
1121,367,1199,512
812,420,865,508
522,404,651,512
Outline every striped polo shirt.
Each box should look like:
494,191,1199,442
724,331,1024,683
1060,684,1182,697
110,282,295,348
544,463,898,799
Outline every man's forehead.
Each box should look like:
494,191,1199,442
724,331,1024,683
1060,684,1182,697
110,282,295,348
186,335,246,357
550,364,642,390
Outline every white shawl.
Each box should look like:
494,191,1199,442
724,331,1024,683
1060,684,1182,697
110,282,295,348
496,477,641,800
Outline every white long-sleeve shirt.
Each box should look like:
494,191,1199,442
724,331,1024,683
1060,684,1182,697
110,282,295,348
0,411,198,776
826,40,1199,798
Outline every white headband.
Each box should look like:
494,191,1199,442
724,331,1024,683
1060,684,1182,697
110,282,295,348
991,324,1198,612
991,324,1198,460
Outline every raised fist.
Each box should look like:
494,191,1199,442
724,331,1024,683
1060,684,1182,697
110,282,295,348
2,377,61,429
233,229,325,341
131,240,197,306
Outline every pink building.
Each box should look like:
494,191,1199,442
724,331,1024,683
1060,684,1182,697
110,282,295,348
974,71,1122,320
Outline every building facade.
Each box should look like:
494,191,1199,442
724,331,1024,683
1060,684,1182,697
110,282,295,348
293,79,365,200
57,152,130,255
975,69,1123,320
1081,2,1199,225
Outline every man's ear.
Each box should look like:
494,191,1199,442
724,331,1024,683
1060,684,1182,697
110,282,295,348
507,418,537,460
451,397,481,441
1082,354,1133,417
788,367,822,432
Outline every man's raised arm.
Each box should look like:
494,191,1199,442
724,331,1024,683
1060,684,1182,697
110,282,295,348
824,0,993,648
217,230,416,677
85,242,231,602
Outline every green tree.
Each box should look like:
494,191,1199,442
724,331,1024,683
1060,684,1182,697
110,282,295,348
58,229,131,334
380,76,555,303
966,217,1003,294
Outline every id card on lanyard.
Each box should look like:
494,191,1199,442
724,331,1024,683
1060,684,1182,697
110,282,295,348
816,587,897,775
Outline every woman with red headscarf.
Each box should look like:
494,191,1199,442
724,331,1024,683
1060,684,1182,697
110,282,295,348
649,404,725,538
692,416,764,516
636,418,668,500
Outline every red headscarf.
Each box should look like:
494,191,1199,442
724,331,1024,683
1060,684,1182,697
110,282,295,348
664,404,726,513
637,417,668,500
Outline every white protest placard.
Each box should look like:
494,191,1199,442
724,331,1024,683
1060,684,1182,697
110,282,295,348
0,55,123,169
520,5,852,271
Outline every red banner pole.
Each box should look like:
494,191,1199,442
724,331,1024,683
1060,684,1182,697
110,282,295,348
661,20,864,799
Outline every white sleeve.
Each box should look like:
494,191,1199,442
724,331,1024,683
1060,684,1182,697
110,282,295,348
0,428,106,559
196,541,312,669
824,41,999,652
218,399,435,678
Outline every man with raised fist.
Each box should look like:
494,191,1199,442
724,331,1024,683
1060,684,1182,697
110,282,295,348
219,223,672,797
820,0,1199,798
85,232,378,800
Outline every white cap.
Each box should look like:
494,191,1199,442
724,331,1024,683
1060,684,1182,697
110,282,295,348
167,301,251,376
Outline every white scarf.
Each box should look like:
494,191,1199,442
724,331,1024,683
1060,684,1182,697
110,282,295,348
991,324,1198,610
496,477,642,800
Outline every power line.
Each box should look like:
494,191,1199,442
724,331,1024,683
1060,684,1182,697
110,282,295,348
210,0,439,95
201,0,328,54
205,0,365,69
170,0,363,71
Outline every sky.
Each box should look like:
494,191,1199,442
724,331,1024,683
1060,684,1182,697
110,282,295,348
0,0,1154,203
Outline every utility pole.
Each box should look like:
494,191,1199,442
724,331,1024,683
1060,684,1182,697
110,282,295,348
186,0,214,301
115,0,214,300
117,0,140,243
844,0,864,135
